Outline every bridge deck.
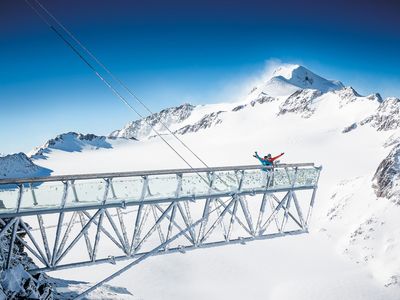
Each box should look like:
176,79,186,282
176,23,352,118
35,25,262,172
0,164,320,217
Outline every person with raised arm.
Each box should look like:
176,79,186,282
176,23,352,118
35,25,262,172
253,151,285,171
253,151,285,187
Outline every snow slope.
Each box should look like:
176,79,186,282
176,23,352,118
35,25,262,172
5,63,400,299
0,153,51,179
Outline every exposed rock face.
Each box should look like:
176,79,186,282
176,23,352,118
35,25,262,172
373,144,400,203
110,103,194,140
335,86,362,107
232,104,246,112
278,89,322,118
342,123,358,133
0,153,51,179
384,133,400,148
361,98,400,131
250,94,276,106
0,221,54,299
366,93,383,103
334,86,382,108
232,94,276,112
175,111,225,135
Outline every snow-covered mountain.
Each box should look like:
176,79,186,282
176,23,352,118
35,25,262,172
4,63,400,299
0,153,51,179
106,65,384,142
109,103,195,140
30,132,116,159
247,64,344,98
361,97,400,131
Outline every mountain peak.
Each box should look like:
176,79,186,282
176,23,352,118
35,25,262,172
30,132,113,159
272,64,344,93
249,64,345,98
271,64,302,78
0,152,51,179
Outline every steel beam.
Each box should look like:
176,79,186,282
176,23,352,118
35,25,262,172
0,164,320,281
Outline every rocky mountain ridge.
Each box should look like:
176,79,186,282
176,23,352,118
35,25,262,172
0,153,51,179
30,132,114,159
109,103,194,140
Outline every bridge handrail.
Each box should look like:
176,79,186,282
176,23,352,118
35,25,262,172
0,163,316,185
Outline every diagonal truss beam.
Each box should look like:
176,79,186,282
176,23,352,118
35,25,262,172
0,164,320,280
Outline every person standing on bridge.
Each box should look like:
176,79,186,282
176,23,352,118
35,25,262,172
253,151,284,187
253,151,284,171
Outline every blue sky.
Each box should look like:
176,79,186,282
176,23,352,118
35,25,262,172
1,0,400,154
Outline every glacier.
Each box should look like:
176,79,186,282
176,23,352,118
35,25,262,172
2,63,400,299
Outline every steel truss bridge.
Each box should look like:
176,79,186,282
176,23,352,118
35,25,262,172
0,163,320,295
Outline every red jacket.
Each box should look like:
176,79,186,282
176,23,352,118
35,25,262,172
267,153,284,163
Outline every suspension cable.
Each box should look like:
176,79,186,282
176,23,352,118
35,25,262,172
32,0,212,170
24,0,215,187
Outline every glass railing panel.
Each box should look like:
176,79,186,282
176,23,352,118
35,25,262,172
212,170,239,193
26,181,66,209
270,168,292,189
241,169,265,190
180,172,210,197
0,184,20,213
20,185,38,211
146,174,178,200
69,179,107,206
110,176,143,202
293,168,319,187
